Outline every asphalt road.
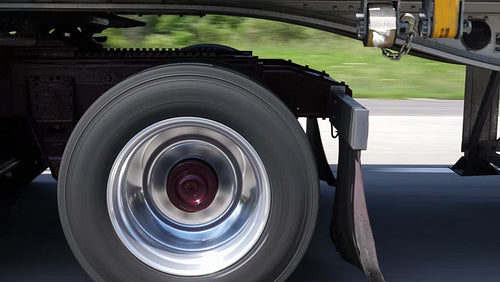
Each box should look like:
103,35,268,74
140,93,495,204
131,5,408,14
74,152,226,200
1,168,499,282
1,99,499,281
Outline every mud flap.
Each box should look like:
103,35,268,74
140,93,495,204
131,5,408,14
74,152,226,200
331,140,384,282
329,90,384,282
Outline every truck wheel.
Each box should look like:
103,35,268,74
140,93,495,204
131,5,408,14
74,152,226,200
58,63,318,282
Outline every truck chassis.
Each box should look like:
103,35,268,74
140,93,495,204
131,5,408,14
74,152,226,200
0,1,499,281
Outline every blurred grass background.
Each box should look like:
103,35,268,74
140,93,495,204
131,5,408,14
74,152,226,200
102,15,465,99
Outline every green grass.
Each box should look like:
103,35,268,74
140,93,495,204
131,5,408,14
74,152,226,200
237,43,465,99
102,16,466,99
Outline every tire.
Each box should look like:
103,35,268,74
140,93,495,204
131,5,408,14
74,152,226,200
58,63,319,282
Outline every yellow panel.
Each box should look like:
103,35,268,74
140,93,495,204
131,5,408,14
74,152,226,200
432,0,460,38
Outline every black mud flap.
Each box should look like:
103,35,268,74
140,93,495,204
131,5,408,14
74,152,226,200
331,140,384,282
329,89,384,282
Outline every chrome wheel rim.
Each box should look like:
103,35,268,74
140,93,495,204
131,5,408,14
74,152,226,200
107,117,271,276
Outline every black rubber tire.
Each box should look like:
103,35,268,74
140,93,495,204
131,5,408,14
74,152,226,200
58,63,318,282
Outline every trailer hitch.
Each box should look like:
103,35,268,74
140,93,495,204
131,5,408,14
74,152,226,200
329,87,385,282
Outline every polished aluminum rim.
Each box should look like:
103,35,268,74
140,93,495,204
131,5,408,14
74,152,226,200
107,117,270,276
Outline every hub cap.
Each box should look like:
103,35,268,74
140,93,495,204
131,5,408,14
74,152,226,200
166,159,218,212
107,117,270,276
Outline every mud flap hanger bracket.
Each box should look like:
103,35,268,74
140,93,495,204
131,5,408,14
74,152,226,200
329,85,369,151
329,86,385,282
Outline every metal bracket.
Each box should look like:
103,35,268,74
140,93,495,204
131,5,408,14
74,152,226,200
330,86,369,150
357,0,400,47
452,67,500,176
27,75,75,177
306,117,336,186
329,88,385,282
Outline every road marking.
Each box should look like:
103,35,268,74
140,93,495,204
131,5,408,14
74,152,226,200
42,169,51,175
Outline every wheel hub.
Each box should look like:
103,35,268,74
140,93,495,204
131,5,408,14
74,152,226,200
107,117,270,276
167,159,218,212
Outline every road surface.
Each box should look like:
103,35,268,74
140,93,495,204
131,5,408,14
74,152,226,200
0,99,499,281
1,168,499,282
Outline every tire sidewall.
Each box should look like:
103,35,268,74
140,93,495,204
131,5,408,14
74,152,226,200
59,64,318,282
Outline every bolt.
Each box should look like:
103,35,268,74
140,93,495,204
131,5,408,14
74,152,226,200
104,74,112,82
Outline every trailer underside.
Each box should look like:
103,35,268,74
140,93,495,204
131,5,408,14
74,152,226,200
1,0,500,70
0,1,499,282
